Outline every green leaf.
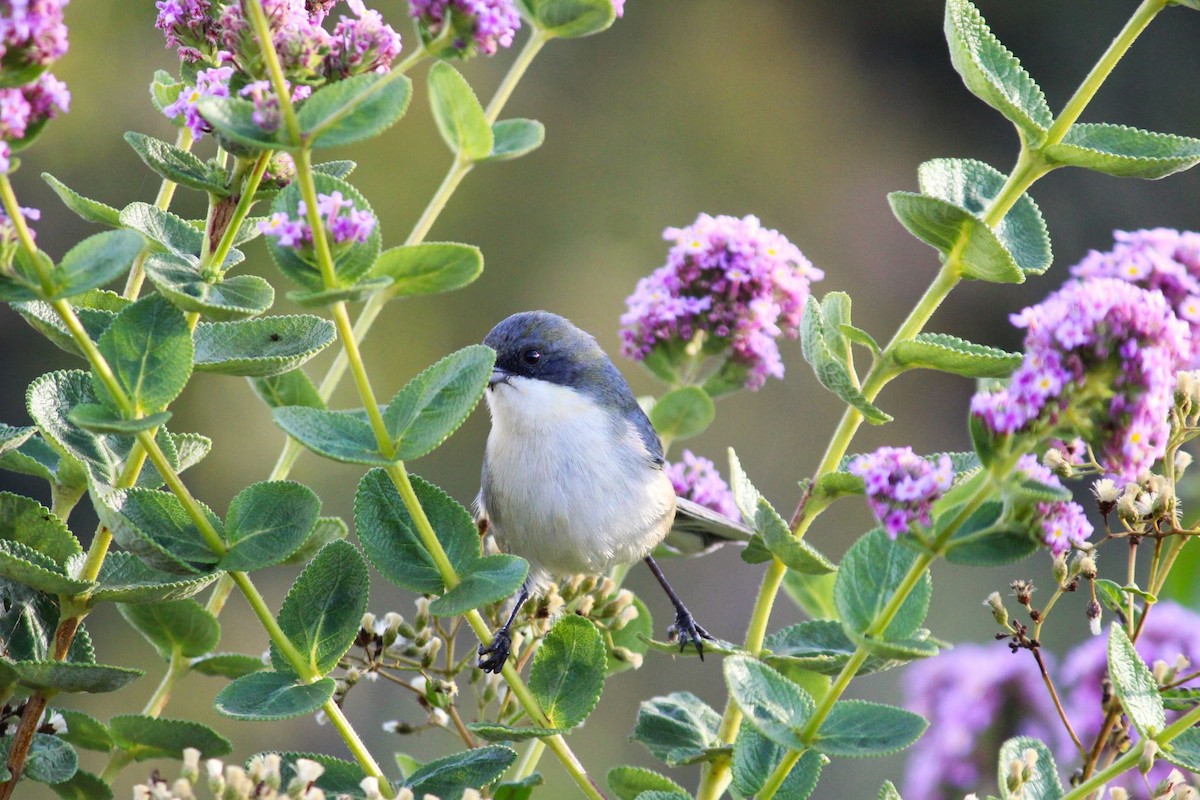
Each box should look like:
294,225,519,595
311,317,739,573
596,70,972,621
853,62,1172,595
0,541,93,595
91,554,217,606
282,516,348,565
0,491,80,565
632,692,723,767
1107,623,1165,737
468,723,567,743
66,405,170,434
119,202,208,259
57,709,113,752
879,780,904,800
42,173,121,227
917,158,1052,278
95,486,222,575
427,62,492,160
369,243,484,297
214,671,336,720
190,652,266,679
943,0,1052,139
607,766,687,800
754,497,836,575
814,699,927,757
1093,579,1142,629
49,230,144,300
527,0,616,37
272,406,390,465
220,480,321,572
782,571,839,621
109,715,232,761
251,369,326,410
297,72,413,149
265,174,381,291
277,754,366,796
997,736,1063,800
835,528,931,640
272,539,368,677
150,70,183,115
50,770,113,800
94,294,193,415
483,119,545,162
608,594,652,675
194,316,336,377
3,660,142,693
124,131,228,195
118,599,220,659
18,733,78,784
939,499,1039,566
405,747,517,800
1164,727,1200,771
892,332,1022,378
732,723,824,799
763,621,932,677
428,554,527,616
285,276,393,307
145,252,274,321
355,470,480,594
528,615,607,729
194,95,284,150
384,344,495,460
1044,123,1200,179
801,295,892,424
889,192,1026,284
723,655,814,750
0,425,35,459
649,387,715,442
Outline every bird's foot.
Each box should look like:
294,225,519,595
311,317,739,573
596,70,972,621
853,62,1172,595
667,607,713,660
478,628,512,674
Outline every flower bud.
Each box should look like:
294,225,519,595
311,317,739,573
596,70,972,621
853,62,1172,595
1087,599,1102,636
1043,447,1072,477
610,646,644,670
1073,552,1098,580
1176,450,1194,475
985,591,1009,627
1092,478,1119,515
182,747,201,783
575,595,596,616
1052,553,1069,586
1141,740,1160,774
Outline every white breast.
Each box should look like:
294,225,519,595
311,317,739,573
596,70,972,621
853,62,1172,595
480,376,676,580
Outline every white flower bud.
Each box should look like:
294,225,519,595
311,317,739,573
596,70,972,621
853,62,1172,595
1140,740,1160,774
294,758,325,785
360,612,376,633
1176,450,1193,474
133,786,152,800
429,707,449,727
575,595,595,616
172,777,195,799
360,777,384,800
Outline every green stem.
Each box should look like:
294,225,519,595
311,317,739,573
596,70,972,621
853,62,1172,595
513,739,547,781
244,0,302,147
125,126,193,298
207,150,272,275
758,748,804,800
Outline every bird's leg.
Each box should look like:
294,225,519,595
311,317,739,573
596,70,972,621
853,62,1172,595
644,555,713,659
478,583,530,674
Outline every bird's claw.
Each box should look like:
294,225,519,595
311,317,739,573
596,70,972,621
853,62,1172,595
667,608,713,660
478,629,512,674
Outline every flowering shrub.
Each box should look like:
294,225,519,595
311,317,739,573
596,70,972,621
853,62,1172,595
2,1,1200,800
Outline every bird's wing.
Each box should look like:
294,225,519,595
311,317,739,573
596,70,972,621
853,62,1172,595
659,496,755,557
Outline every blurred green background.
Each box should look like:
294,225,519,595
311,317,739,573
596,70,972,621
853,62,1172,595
4,1,1200,797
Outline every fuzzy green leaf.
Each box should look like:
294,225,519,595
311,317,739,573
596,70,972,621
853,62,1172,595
893,332,1022,378
118,599,220,659
124,132,228,194
282,516,348,565
194,95,284,150
271,540,368,678
889,193,1025,283
814,699,927,757
939,499,1039,566
723,655,814,750
1108,623,1165,737
271,406,391,465
145,252,274,321
214,671,335,720
194,316,336,377
763,621,934,677
527,0,616,37
95,486,221,575
1164,727,1200,771
1044,123,1200,179
220,480,321,572
297,72,413,149
91,553,219,604
0,491,80,565
190,652,266,679
427,62,492,159
607,766,687,800
66,405,170,434
0,540,93,595
649,386,715,442
801,295,891,423
119,202,207,258
632,692,723,767
369,243,484,297
42,173,121,227
16,733,77,784
754,497,836,574
943,0,1052,138
109,715,232,761
94,294,193,414
50,770,112,800
483,119,545,161
285,277,392,307
732,723,824,799
3,660,141,693
530,615,606,729
251,369,325,410
428,554,527,616
355,469,480,594
384,344,494,460
782,571,839,622
0,425,35,459
997,736,1063,799
57,709,112,752
835,528,931,640
49,230,144,300
405,746,517,800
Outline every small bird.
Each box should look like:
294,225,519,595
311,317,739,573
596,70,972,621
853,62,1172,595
475,310,751,674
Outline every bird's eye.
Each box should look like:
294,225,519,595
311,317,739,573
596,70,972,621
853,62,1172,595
522,348,542,366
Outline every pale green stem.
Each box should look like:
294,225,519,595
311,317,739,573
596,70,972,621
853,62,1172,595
758,748,804,800
125,126,193,298
208,150,272,276
513,739,547,781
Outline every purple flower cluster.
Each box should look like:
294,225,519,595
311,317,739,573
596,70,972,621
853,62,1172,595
163,65,233,139
1015,455,1093,557
902,644,1061,800
0,202,38,248
1071,229,1200,367
0,0,69,74
664,450,738,521
970,277,1190,482
155,0,401,137
409,0,520,58
620,213,823,391
904,603,1200,799
258,190,374,249
848,447,953,539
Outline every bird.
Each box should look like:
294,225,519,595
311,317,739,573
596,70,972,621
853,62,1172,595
474,310,752,674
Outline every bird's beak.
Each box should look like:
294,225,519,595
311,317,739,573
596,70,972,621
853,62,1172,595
489,368,512,389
